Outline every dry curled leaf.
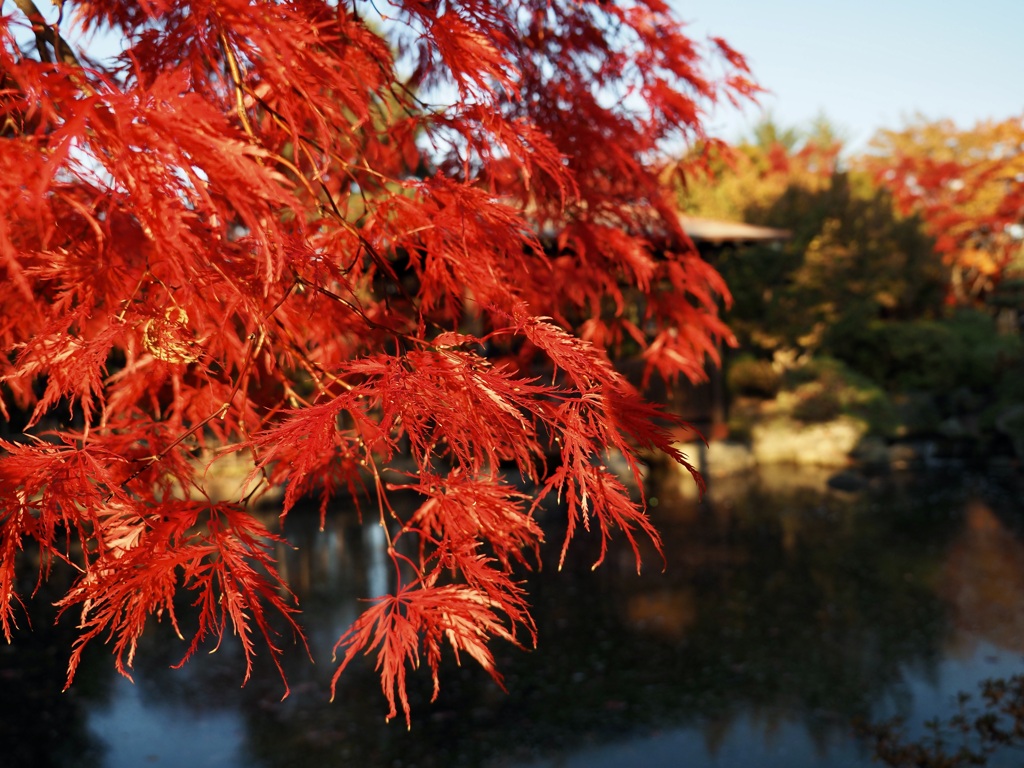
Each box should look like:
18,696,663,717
142,307,201,364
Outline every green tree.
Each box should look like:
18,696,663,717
676,119,945,357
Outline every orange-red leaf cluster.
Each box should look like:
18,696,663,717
863,116,1024,303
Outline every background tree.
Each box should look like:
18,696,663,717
675,118,944,356
676,117,1023,457
0,0,755,723
861,115,1024,306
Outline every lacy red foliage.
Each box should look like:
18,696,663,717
0,0,753,722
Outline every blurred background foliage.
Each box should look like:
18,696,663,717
673,115,1024,455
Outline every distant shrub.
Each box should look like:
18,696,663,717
783,361,822,387
824,310,1022,393
726,355,781,398
791,383,842,423
779,357,897,434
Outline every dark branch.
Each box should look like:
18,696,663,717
11,0,82,68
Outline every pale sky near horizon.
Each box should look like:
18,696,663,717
672,0,1024,151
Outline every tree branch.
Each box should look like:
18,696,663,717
11,0,82,68
219,31,257,141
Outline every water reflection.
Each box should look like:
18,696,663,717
940,498,1024,656
0,566,107,768
88,678,245,768
4,469,1024,767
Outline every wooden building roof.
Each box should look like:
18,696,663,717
680,215,791,245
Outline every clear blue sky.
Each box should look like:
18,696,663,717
671,0,1024,150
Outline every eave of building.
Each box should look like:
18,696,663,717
680,215,791,245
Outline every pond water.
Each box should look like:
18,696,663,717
4,466,1024,768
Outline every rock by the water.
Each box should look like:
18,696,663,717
751,416,865,467
827,471,867,492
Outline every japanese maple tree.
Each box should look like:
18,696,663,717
0,0,755,724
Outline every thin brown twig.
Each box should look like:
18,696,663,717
111,280,298,499
219,31,257,141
